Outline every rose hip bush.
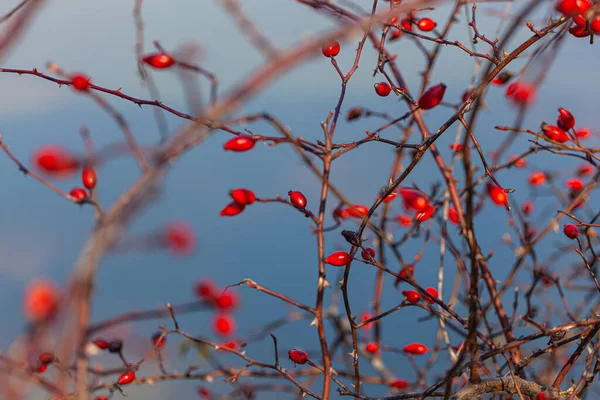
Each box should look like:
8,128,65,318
1,0,600,399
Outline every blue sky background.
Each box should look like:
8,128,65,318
1,0,599,399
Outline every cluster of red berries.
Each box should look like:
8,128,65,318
221,188,257,217
401,287,438,304
194,279,239,337
555,0,600,37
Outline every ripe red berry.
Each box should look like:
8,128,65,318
360,311,373,329
522,200,534,215
461,89,473,103
398,188,430,212
415,204,435,222
448,207,459,225
346,204,368,218
486,182,508,206
37,364,47,373
230,188,256,205
416,17,436,31
542,124,570,143
569,25,590,38
389,29,403,41
39,352,55,365
375,82,392,97
508,155,526,168
389,378,408,389
321,41,340,57
361,247,376,260
575,127,591,139
403,343,428,355
590,15,600,34
397,265,415,283
400,18,412,30
563,223,579,239
325,251,352,266
70,187,88,203
555,0,591,15
71,74,90,91
220,201,245,217
449,143,464,152
118,370,136,385
213,314,236,337
505,81,536,106
536,392,551,400
396,214,412,227
95,397,109,400
379,190,397,203
82,166,97,190
402,290,421,303
492,71,513,86
215,291,238,310
152,332,166,348
224,136,256,152
33,145,79,177
418,83,446,110
557,107,575,130
288,349,309,365
93,339,110,350
565,177,584,191
573,14,587,26
528,171,546,186
577,163,593,176
288,190,308,210
194,279,217,300
164,221,196,256
424,287,438,303
142,52,176,69
365,342,378,353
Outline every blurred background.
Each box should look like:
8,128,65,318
0,0,599,398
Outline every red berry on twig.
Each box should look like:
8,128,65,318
288,349,309,365
142,52,176,69
321,41,340,57
325,251,351,266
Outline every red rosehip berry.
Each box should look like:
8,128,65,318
563,223,579,239
321,41,340,57
194,279,217,300
379,190,397,203
577,163,593,176
536,392,551,400
400,18,412,30
416,17,436,31
118,370,136,385
492,71,513,86
346,204,368,218
575,127,591,139
81,166,97,190
448,207,459,225
37,363,47,373
424,287,438,303
288,349,309,365
449,143,464,152
555,0,591,15
215,291,238,310
288,190,307,210
542,124,570,143
402,290,421,303
375,82,392,97
33,145,79,177
93,339,110,350
565,177,584,191
142,52,176,69
403,343,428,355
415,204,435,222
418,83,446,110
573,14,587,26
365,342,378,353
361,247,376,260
528,171,546,186
71,74,91,91
522,200,534,215
230,188,256,206
325,251,351,266
360,311,373,329
505,81,536,106
461,89,473,103
213,314,236,337
70,187,88,203
396,214,412,227
398,188,430,212
224,136,256,152
397,265,415,282
389,29,403,41
24,278,59,323
590,15,600,34
557,107,575,130
508,155,526,168
152,332,166,348
164,221,196,256
39,352,55,365
389,378,408,389
220,201,245,217
569,25,590,37
486,182,508,206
